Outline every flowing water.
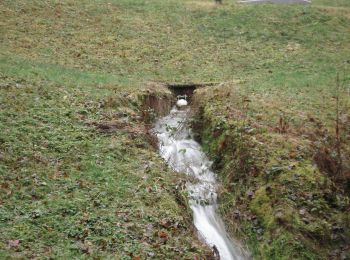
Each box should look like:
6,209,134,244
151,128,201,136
154,106,248,260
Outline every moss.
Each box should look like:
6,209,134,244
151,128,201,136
250,187,275,228
157,193,182,217
192,84,350,259
262,233,318,260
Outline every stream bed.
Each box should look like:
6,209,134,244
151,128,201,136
153,106,248,260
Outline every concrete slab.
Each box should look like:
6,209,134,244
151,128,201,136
238,0,311,4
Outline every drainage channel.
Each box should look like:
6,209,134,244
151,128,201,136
152,89,248,259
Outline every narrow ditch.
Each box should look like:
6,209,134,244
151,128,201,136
150,84,249,260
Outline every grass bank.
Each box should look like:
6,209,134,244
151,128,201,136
0,76,213,258
1,0,349,258
193,81,349,259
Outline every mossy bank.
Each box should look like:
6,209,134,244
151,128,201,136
192,84,350,259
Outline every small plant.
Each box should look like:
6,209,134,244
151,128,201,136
278,112,289,134
334,74,343,177
328,73,350,184
314,73,350,187
165,124,177,134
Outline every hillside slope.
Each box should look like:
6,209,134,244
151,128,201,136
1,0,349,258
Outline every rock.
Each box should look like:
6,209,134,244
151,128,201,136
233,209,241,219
299,208,306,216
147,252,156,257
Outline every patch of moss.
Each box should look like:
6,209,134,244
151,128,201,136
192,84,350,259
250,187,275,228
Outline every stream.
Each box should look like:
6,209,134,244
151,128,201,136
154,105,248,260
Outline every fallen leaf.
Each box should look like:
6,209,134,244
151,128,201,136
158,230,168,240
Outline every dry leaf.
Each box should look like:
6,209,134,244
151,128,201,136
158,230,168,240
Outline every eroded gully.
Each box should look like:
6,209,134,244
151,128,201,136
153,106,248,260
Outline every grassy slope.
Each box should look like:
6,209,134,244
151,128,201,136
0,1,213,258
0,78,211,258
0,0,349,258
193,82,350,259
187,0,350,259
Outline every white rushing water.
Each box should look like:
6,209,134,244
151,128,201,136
154,105,247,260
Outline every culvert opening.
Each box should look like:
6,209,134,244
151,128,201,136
141,82,218,123
166,82,218,104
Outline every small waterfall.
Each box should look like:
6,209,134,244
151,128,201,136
153,106,248,260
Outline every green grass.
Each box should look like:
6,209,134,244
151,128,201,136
1,0,349,258
0,77,209,258
193,80,349,258
1,0,349,86
0,56,122,86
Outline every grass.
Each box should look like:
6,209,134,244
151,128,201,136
0,76,210,258
0,56,122,86
192,81,349,258
1,0,349,258
2,0,348,85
